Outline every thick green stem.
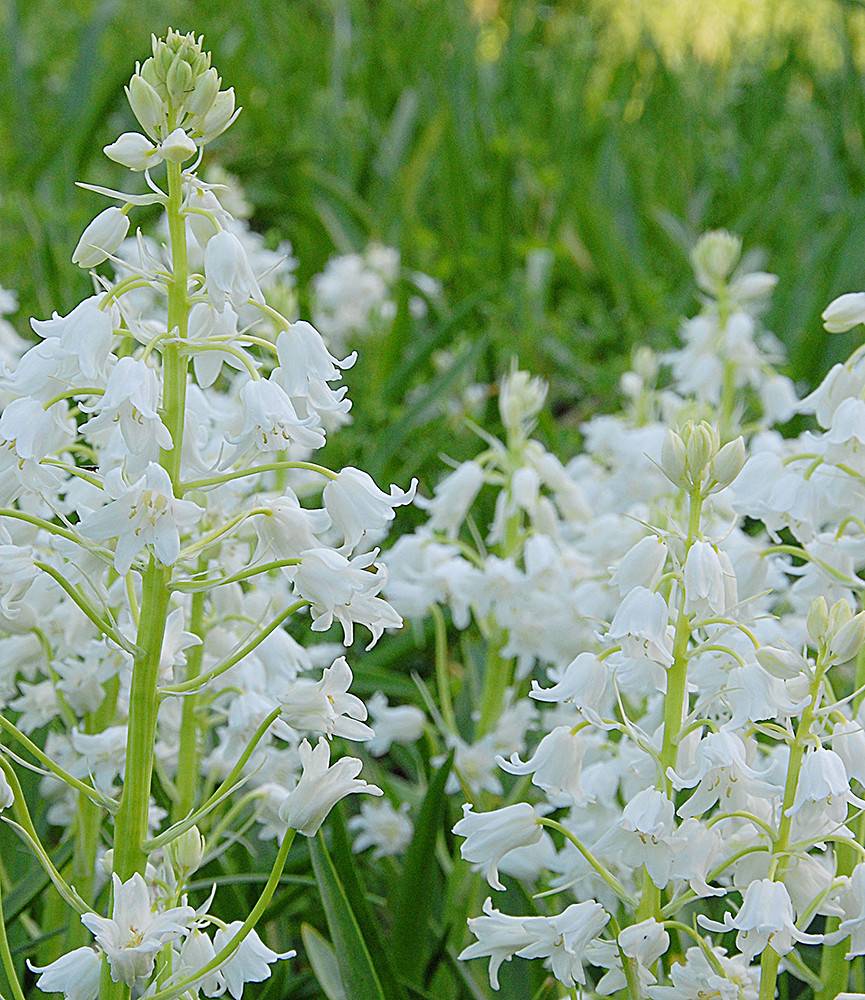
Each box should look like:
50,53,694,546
172,558,208,821
758,652,827,999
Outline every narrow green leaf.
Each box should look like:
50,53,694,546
390,750,455,980
300,923,346,1000
309,834,386,1000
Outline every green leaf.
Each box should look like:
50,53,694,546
300,923,347,1000
390,750,455,981
309,834,386,1000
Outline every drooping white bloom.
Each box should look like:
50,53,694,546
72,208,130,268
453,802,542,891
607,587,674,667
787,747,865,838
822,292,865,333
228,378,325,456
699,879,822,960
29,946,102,1000
323,467,417,553
293,547,401,647
588,919,670,996
174,929,224,997
211,922,295,999
684,541,736,615
28,294,115,384
497,726,588,807
366,691,426,756
159,127,197,163
596,788,677,889
348,798,413,858
79,463,204,574
80,357,173,453
279,656,373,741
529,651,608,721
647,946,745,1000
104,131,161,171
279,737,382,836
611,535,668,595
81,873,194,985
0,769,14,810
459,896,609,991
204,230,263,310
415,460,485,538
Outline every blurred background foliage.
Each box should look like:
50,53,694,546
4,0,865,480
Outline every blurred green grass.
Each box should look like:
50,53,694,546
4,0,865,477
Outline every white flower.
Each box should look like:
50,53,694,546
29,946,101,1000
588,919,670,995
29,294,115,383
499,369,547,435
279,655,373,741
80,357,172,453
72,207,130,268
211,922,295,999
453,802,542,891
159,127,197,163
323,467,416,553
103,132,161,171
684,541,736,615
0,768,14,810
416,461,485,538
294,547,401,647
497,726,588,807
787,747,865,838
204,230,263,310
823,292,865,333
366,692,425,756
174,929,224,996
255,491,329,559
611,535,668,595
0,396,72,503
81,872,194,985
79,463,204,574
279,737,382,836
699,879,822,960
229,378,325,456
607,587,674,668
596,788,676,889
647,946,753,1000
70,725,127,790
348,798,413,858
529,651,608,721
459,896,608,991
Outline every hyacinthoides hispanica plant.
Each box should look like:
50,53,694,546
0,29,420,1000
380,233,865,997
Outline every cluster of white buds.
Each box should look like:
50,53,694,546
0,30,420,1000
381,231,865,998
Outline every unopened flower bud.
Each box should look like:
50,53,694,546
166,53,194,104
660,429,687,488
498,368,547,436
684,422,719,483
806,597,829,646
822,292,865,334
691,230,741,292
103,132,159,171
829,599,853,636
200,87,237,140
167,825,205,873
72,208,130,269
828,611,865,665
632,346,658,383
188,67,220,119
159,128,197,163
756,645,808,680
711,436,746,490
126,74,165,138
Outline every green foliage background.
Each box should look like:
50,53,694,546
3,1,865,996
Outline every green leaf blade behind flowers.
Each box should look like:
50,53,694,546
391,750,455,983
309,833,386,1000
299,923,347,1000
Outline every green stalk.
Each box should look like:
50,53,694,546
758,651,828,1000
172,558,208,821
639,488,701,921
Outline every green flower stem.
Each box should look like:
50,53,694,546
538,818,636,907
758,648,829,1000
180,460,338,494
172,556,208,822
431,604,457,734
151,707,282,851
145,830,295,1000
108,151,193,935
159,600,308,697
172,558,301,593
0,877,26,1000
639,488,701,922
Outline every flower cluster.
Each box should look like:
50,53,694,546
384,231,865,996
0,29,418,999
